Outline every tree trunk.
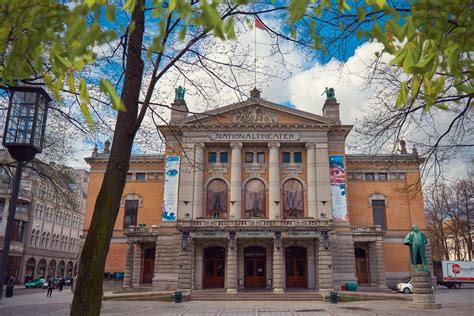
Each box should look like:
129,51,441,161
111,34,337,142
70,2,145,315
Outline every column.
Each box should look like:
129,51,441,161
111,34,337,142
272,243,285,293
192,143,205,218
178,143,195,219
268,142,281,219
230,142,242,219
123,241,134,288
317,238,334,291
375,240,387,288
315,144,332,218
306,143,317,218
226,236,238,294
132,242,142,288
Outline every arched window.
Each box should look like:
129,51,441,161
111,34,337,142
244,179,266,218
37,259,47,278
206,179,228,218
25,258,36,282
46,233,50,248
282,179,304,219
41,232,47,248
35,231,40,247
48,260,56,278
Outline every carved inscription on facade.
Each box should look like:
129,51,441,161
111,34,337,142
233,107,276,124
212,132,299,141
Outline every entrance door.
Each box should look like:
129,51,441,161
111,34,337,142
285,246,307,288
142,247,155,284
244,246,266,288
203,246,225,288
355,248,368,284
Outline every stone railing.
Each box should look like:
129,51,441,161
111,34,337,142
351,225,385,235
176,218,333,231
125,224,160,235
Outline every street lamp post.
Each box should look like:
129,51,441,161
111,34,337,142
0,87,50,302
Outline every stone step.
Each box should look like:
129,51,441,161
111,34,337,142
189,291,323,301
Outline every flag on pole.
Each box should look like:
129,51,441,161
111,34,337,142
255,16,266,30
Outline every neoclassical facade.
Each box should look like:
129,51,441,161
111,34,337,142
84,89,429,292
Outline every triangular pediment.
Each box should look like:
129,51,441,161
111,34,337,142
176,98,334,126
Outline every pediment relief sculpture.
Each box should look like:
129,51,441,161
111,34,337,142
233,106,276,124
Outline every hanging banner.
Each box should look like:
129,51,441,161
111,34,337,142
329,155,348,221
162,156,180,221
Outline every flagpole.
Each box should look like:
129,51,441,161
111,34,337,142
254,16,257,88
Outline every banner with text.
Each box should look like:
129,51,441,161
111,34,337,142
329,155,348,221
162,156,180,221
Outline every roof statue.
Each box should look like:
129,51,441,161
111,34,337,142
412,145,419,157
399,139,407,154
175,86,186,101
92,144,98,158
403,224,429,271
322,87,336,100
250,87,261,98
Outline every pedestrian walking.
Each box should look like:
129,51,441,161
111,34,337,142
58,278,64,292
46,277,54,297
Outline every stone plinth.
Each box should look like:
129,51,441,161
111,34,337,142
408,271,442,309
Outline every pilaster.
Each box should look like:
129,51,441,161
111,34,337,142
123,241,134,288
317,238,334,290
315,144,332,218
131,242,142,288
375,239,387,288
331,223,357,288
178,238,195,290
192,143,205,218
178,143,196,219
268,142,281,219
305,143,317,218
230,142,242,219
226,239,238,294
272,242,285,293
152,229,180,291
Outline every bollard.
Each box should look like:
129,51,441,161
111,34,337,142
330,291,338,304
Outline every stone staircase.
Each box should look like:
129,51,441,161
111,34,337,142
189,289,323,301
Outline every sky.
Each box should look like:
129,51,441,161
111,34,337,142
60,2,472,182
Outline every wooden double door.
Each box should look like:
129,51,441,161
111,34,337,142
203,246,226,288
285,246,307,288
244,246,266,288
355,247,369,284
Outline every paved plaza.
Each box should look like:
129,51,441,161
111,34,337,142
1,286,474,315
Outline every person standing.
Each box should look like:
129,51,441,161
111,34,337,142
46,277,54,297
58,278,64,292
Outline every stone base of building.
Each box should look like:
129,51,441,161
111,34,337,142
152,273,178,291
408,302,442,309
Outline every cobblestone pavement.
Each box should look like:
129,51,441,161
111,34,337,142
1,287,473,315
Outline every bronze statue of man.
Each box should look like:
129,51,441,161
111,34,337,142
404,224,429,271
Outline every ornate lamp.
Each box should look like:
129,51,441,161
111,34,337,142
0,86,51,302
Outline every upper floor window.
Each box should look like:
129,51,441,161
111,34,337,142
208,152,217,163
206,179,228,219
12,220,26,242
123,200,139,229
126,173,133,180
245,152,254,163
257,152,265,163
282,152,291,163
136,173,146,181
378,173,387,181
244,179,266,218
372,199,387,230
364,173,375,181
282,179,304,219
220,152,228,163
294,152,302,163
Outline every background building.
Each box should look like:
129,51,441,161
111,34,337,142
84,89,430,291
0,150,88,283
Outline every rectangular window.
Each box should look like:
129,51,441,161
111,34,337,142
282,152,291,163
12,220,26,242
294,152,302,163
245,152,254,163
208,152,217,163
372,200,386,229
126,173,133,180
123,200,139,229
257,152,265,163
220,152,228,163
364,173,375,180
378,173,387,181
136,173,146,181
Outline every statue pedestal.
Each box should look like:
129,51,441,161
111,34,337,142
408,271,442,309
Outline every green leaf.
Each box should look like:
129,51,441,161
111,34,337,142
99,79,126,111
411,75,421,99
168,0,176,12
105,5,116,22
68,73,76,94
357,7,366,21
396,81,409,108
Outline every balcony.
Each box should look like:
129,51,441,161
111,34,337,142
351,225,386,241
176,218,333,232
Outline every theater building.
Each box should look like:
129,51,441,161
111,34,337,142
84,88,430,293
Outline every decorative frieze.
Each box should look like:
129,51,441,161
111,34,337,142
233,107,276,124
244,165,265,177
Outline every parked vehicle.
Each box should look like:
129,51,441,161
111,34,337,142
397,279,413,294
434,261,474,289
64,278,73,286
25,278,45,288
42,278,59,289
